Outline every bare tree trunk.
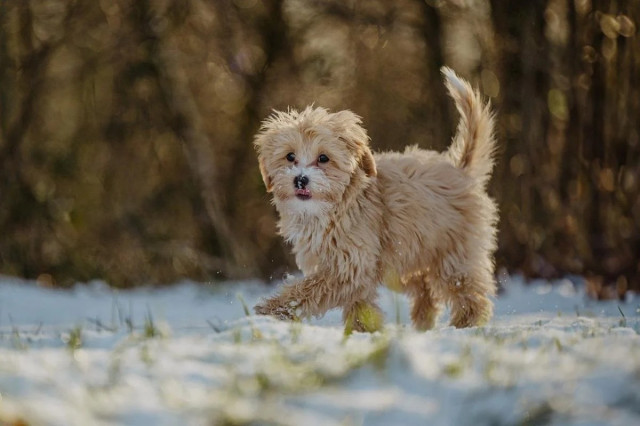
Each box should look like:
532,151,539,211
143,0,258,279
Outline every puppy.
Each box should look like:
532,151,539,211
254,67,497,332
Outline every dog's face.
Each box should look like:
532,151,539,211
254,107,376,216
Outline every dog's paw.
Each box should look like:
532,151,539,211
254,298,298,321
343,302,384,335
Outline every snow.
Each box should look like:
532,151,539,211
0,274,639,425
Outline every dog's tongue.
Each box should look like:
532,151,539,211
295,188,311,197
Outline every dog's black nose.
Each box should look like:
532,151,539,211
294,175,309,189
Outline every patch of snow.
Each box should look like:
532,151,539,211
0,275,638,425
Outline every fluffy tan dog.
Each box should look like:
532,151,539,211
254,67,498,332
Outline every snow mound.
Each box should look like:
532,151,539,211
0,275,639,425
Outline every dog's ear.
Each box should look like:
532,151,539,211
332,110,377,177
359,145,377,177
254,121,275,192
257,156,273,192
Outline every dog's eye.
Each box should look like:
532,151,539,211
318,154,330,163
285,152,296,162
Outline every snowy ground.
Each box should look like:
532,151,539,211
0,275,639,426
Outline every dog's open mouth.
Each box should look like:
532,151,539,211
295,188,312,200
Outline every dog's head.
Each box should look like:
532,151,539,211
254,106,376,215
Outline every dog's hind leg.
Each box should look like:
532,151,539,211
442,269,494,328
405,272,442,331
425,233,495,328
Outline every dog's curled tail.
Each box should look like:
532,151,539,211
442,67,497,187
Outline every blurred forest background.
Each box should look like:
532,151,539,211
0,0,638,297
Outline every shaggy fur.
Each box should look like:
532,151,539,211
253,67,498,332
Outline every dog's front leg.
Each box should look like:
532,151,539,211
342,299,383,334
254,273,347,321
253,294,300,321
